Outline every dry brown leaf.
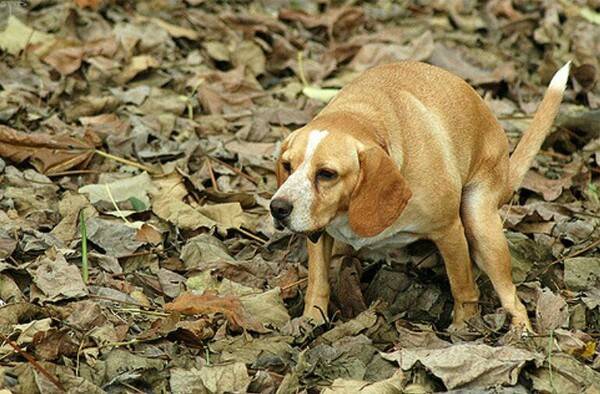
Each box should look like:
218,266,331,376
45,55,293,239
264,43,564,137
43,46,85,75
0,126,100,175
74,0,104,8
165,291,268,333
521,171,573,201
279,6,365,41
136,224,163,245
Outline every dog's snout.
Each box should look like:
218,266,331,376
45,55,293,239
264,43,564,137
270,198,293,221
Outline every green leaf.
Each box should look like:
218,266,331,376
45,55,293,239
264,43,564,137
128,196,147,212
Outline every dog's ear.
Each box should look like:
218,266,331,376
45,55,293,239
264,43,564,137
348,147,412,237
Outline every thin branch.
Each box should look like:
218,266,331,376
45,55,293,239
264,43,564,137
0,333,65,392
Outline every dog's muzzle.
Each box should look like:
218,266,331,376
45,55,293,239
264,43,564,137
270,198,324,242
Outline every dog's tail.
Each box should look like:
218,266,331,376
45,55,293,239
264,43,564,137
507,61,571,193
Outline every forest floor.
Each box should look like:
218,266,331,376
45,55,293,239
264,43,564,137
0,0,599,392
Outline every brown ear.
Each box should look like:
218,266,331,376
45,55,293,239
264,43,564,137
348,147,412,237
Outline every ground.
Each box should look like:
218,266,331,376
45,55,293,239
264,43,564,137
0,0,599,393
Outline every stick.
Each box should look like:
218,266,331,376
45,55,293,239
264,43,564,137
0,333,65,392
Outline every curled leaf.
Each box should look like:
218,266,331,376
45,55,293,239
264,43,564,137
0,126,100,175
165,291,268,333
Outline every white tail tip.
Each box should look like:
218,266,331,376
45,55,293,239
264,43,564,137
549,61,571,93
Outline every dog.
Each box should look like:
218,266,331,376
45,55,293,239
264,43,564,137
270,61,570,330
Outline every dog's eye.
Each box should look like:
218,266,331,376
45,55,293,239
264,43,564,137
316,169,338,181
282,161,292,173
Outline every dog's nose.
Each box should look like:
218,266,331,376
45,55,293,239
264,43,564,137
270,198,293,221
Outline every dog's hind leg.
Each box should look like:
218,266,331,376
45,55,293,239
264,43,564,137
461,185,532,330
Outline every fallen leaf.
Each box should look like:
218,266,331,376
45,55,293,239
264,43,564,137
165,292,268,333
0,228,17,259
28,253,88,303
394,321,451,349
0,126,100,175
85,217,144,258
197,202,250,232
50,192,95,243
170,363,251,394
231,40,266,76
348,31,434,72
0,16,55,56
211,336,294,369
151,173,218,230
43,46,85,75
79,172,155,208
74,0,104,8
322,371,406,394
12,318,53,346
148,17,200,40
279,6,365,41
115,55,160,84
240,288,290,329
304,334,379,384
135,224,162,244
318,309,378,345
521,170,576,201
429,43,503,85
180,234,235,270
529,353,600,393
383,344,540,390
564,257,600,291
535,287,569,334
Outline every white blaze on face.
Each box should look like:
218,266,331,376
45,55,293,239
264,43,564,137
273,129,329,232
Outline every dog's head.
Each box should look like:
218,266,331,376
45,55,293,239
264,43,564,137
270,126,412,240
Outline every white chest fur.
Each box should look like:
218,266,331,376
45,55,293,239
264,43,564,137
325,214,421,255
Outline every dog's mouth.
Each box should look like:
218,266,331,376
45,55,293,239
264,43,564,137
272,218,324,243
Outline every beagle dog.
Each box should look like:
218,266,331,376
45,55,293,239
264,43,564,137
271,61,570,330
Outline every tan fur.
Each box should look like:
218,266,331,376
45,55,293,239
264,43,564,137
348,147,412,237
273,61,569,330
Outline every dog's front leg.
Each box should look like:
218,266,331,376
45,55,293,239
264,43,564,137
431,219,480,329
303,233,334,323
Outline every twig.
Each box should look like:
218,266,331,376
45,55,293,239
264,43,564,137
104,184,131,225
99,338,139,349
413,249,438,269
297,51,309,87
48,169,100,177
281,277,308,292
207,156,259,184
539,150,571,160
538,237,600,276
94,149,156,174
0,333,65,392
501,196,516,226
117,250,156,259
236,227,267,244
75,327,94,377
88,294,162,310
119,381,145,394
205,158,220,192
117,308,169,317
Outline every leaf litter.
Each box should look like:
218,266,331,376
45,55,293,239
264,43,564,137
0,0,599,393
